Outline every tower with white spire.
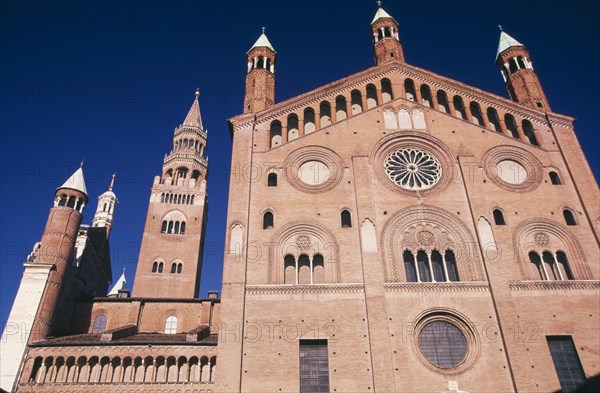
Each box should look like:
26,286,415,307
132,91,209,298
92,173,118,237
496,27,550,110
371,3,405,65
243,28,276,113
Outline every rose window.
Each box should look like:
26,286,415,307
384,148,442,190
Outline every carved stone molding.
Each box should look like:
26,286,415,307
384,282,489,293
509,280,600,292
246,284,364,296
482,145,543,193
381,205,484,282
282,145,345,194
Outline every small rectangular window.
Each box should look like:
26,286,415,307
546,336,586,393
299,339,330,393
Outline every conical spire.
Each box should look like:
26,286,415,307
58,166,88,195
248,28,275,53
496,28,524,59
108,269,128,296
182,88,203,128
372,5,396,24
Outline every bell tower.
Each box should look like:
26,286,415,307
243,28,276,113
92,173,117,237
496,27,550,111
132,90,208,299
32,166,88,340
371,2,405,65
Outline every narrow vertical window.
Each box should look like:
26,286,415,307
263,211,274,229
268,173,277,187
431,250,446,282
549,171,562,185
546,336,586,393
445,250,459,282
403,250,417,282
556,251,574,280
528,251,545,280
92,314,108,334
284,255,296,284
164,316,178,334
158,262,164,273
299,340,330,393
493,209,506,225
542,251,560,280
177,263,183,274
171,263,177,274
180,222,186,235
563,209,577,226
416,250,431,282
152,262,158,273
341,210,352,228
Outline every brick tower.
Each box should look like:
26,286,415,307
371,4,405,65
243,28,276,113
32,166,89,341
496,28,551,110
132,90,208,298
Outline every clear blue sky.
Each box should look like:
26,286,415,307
1,0,598,331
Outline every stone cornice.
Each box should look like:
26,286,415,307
246,284,364,295
384,282,490,293
509,280,600,292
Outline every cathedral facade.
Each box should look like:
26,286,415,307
1,5,599,393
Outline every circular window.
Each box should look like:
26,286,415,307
384,148,442,190
495,160,527,185
298,160,331,185
418,320,467,369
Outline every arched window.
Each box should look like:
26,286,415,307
528,251,545,280
158,262,164,273
509,58,519,73
180,222,186,234
549,171,562,185
403,250,417,282
470,102,484,126
517,56,526,69
171,263,177,274
164,316,178,334
436,90,449,113
287,114,299,141
177,263,183,274
416,250,431,282
420,85,433,107
167,221,174,234
320,101,332,127
341,210,352,228
487,107,502,132
298,254,311,284
335,95,347,120
284,255,296,284
493,209,506,225
431,250,446,282
556,251,574,280
304,107,316,133
92,314,107,333
313,254,325,284
381,78,393,103
152,262,158,273
174,221,180,234
67,195,76,208
268,172,277,187
563,209,577,226
58,194,67,206
445,250,459,282
366,84,378,109
404,79,416,101
263,211,274,229
351,90,363,115
505,114,519,139
270,120,282,148
522,120,539,146
192,170,201,181
453,96,466,119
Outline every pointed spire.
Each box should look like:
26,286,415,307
108,173,116,192
248,28,275,53
182,89,203,128
372,4,397,24
58,166,88,195
107,269,128,296
496,29,524,59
